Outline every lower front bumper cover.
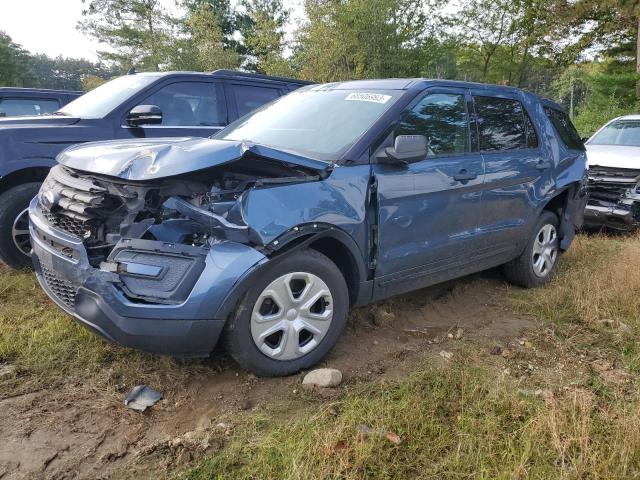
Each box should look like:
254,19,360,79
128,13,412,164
583,202,640,231
29,197,266,357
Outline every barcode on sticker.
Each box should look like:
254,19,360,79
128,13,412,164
345,92,391,104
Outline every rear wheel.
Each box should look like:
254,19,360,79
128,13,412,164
0,183,41,269
503,211,560,288
224,248,349,376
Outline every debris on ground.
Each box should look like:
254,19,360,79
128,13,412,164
356,424,402,445
370,305,396,326
490,345,503,355
302,368,342,388
454,328,464,339
124,385,163,412
439,350,454,360
403,328,429,338
0,364,16,380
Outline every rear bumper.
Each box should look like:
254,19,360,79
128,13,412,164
29,197,266,357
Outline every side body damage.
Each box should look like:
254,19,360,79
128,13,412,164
30,139,369,355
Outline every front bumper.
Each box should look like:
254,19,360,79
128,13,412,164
29,197,266,357
584,203,640,231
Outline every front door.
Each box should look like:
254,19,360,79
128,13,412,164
118,80,227,139
372,89,486,299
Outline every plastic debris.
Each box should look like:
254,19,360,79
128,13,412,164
124,385,163,412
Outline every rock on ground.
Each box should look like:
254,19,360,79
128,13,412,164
302,368,343,388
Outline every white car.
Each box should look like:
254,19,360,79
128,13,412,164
584,115,640,230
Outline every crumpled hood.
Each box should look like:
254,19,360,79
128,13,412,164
58,137,329,180
0,114,80,128
587,145,640,169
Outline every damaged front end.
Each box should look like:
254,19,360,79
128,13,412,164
584,165,640,231
29,141,329,356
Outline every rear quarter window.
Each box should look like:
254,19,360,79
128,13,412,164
544,107,585,151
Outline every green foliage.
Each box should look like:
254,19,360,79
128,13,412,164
78,0,178,71
0,32,36,87
296,0,430,82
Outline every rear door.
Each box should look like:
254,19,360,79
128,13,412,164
373,88,486,297
471,93,550,260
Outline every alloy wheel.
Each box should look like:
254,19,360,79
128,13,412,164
250,272,334,361
12,208,31,257
531,223,558,277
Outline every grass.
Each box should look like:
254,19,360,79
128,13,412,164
179,363,640,480
3,232,640,478
177,232,640,479
0,264,203,397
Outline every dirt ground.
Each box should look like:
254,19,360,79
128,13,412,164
0,270,537,480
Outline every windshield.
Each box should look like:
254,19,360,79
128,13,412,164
216,89,402,160
590,119,640,147
59,75,158,119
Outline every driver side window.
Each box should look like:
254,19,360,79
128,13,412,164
396,93,469,156
141,81,226,127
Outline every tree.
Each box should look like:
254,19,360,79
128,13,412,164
297,0,430,82
241,0,292,74
173,2,242,71
0,32,34,87
78,0,177,71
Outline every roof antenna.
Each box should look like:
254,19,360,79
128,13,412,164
127,66,136,75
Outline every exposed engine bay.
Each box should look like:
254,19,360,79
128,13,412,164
37,156,323,268
584,165,640,231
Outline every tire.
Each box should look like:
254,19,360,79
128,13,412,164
224,248,349,377
503,211,560,288
0,182,41,269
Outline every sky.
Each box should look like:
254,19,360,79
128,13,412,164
1,0,104,61
0,0,305,63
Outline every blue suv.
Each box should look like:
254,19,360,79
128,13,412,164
29,79,588,376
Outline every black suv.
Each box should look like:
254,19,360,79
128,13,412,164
0,70,310,268
0,87,82,117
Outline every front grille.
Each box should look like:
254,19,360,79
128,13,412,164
41,264,77,309
41,208,91,239
39,165,115,239
588,166,640,203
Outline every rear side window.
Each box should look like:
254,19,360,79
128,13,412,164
233,85,281,117
0,97,60,117
474,96,537,151
396,93,469,156
544,107,585,151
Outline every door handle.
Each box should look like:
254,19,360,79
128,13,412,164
453,169,478,182
535,160,552,170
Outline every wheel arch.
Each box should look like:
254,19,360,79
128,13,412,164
265,224,367,308
539,181,584,251
0,166,50,196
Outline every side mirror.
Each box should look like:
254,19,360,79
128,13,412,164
377,135,428,165
126,104,162,127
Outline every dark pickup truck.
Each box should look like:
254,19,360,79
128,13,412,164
0,70,311,268
0,87,83,117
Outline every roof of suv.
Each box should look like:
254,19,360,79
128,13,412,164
131,69,313,86
0,87,84,95
309,78,563,110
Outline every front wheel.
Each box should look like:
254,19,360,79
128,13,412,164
0,183,41,269
503,211,561,288
224,248,349,376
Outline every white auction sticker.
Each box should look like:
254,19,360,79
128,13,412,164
345,92,392,104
